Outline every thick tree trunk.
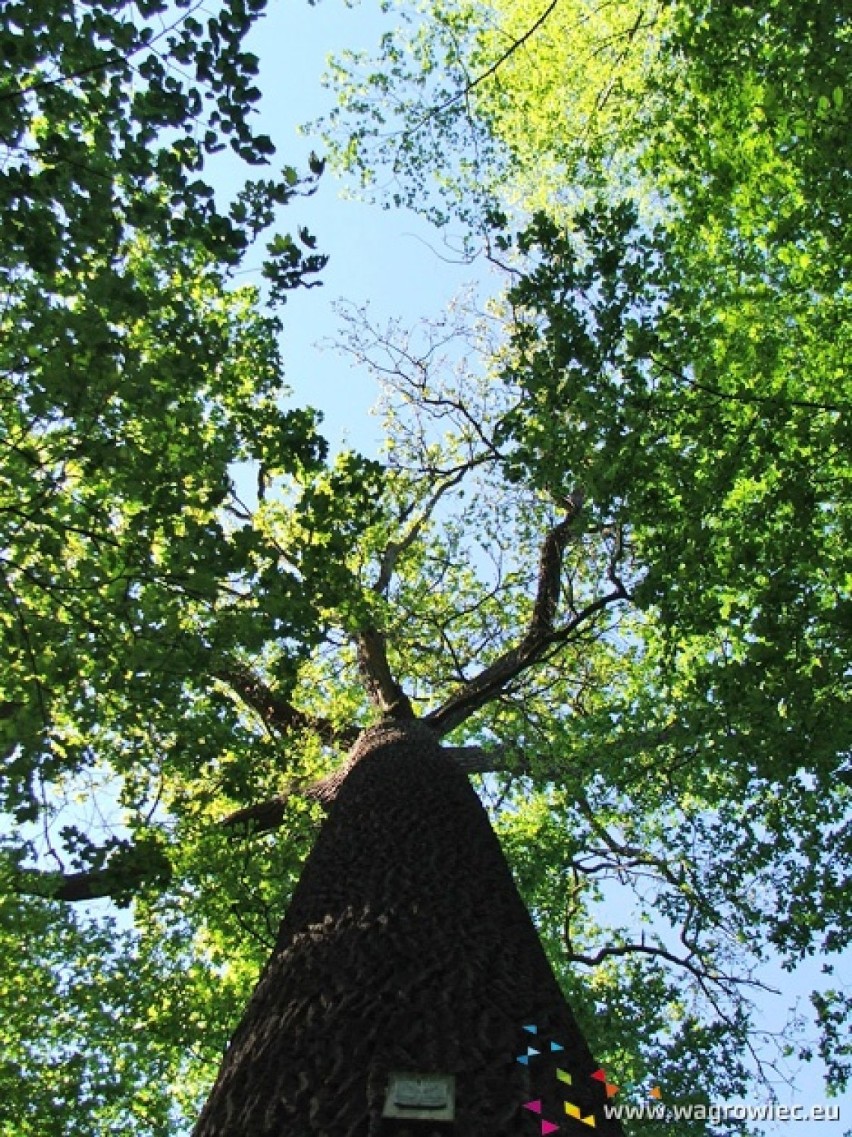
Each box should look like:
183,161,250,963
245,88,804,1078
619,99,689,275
194,720,624,1136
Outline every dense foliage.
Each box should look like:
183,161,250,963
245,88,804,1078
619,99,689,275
0,1,355,1130
1,0,850,1134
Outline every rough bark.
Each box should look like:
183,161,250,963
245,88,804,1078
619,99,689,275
194,720,623,1137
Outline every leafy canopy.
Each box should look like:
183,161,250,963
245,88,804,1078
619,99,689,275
0,0,373,1130
1,0,851,1134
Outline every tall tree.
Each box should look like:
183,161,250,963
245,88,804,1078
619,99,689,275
0,2,626,1134
2,1,850,1136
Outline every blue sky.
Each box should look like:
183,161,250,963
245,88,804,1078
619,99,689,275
213,2,851,1133
219,0,489,455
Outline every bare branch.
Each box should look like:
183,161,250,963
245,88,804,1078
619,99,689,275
566,866,785,1094
564,864,778,1005
374,466,472,596
565,937,777,996
572,788,735,938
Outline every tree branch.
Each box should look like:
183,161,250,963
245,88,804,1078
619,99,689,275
651,354,849,414
11,838,172,904
11,768,345,903
14,867,126,903
216,666,359,747
17,726,700,905
424,496,629,736
442,744,514,774
217,766,351,836
563,862,777,1000
572,787,736,937
565,936,775,995
406,0,561,134
218,741,530,837
529,499,581,634
354,627,416,719
374,467,469,596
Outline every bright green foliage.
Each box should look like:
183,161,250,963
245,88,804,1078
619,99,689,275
2,0,851,1133
497,202,849,786
313,0,669,228
0,0,335,824
0,1,374,1130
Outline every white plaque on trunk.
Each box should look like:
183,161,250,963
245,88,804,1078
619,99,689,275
382,1072,456,1122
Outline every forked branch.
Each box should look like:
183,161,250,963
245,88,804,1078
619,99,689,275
374,466,473,596
424,495,628,736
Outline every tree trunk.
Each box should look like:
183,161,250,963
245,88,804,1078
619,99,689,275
194,720,624,1136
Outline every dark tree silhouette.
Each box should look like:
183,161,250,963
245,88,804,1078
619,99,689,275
193,720,623,1137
